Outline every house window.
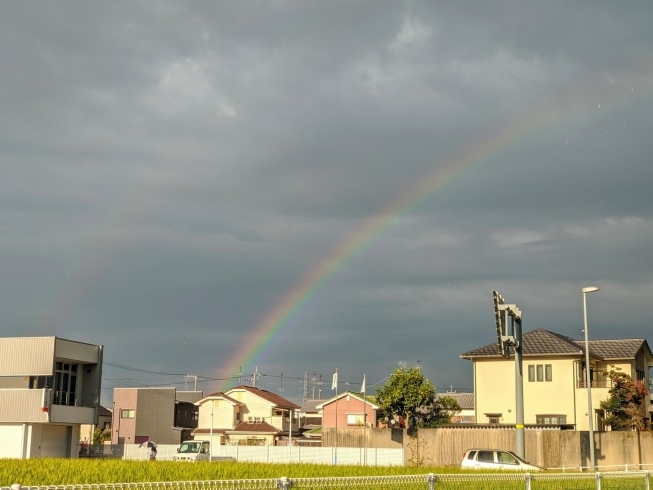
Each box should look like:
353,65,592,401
134,436,149,444
637,370,645,381
213,400,220,408
53,362,79,406
347,414,365,425
529,364,552,382
273,409,285,416
537,415,566,425
121,409,135,419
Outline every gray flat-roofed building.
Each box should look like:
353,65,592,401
0,336,103,459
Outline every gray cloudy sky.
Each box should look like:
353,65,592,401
2,1,652,405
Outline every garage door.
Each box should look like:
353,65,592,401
42,425,70,457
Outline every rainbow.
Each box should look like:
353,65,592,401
217,106,561,389
218,72,653,385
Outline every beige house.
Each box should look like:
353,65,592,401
0,336,103,458
192,385,300,446
461,329,653,430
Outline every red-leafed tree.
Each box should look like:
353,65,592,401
599,366,649,431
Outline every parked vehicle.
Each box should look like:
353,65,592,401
173,440,236,462
461,449,543,471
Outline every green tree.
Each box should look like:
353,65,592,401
416,395,462,428
93,428,110,445
599,366,648,431
376,367,436,429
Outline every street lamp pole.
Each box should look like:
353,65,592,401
582,286,600,472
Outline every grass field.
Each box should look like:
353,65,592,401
0,460,648,490
1,460,455,487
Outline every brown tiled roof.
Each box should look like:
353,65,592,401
437,392,474,410
301,399,323,413
229,421,279,433
227,385,301,409
460,328,651,360
575,338,651,360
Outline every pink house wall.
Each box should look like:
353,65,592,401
321,394,378,428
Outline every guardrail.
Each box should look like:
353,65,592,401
3,472,653,490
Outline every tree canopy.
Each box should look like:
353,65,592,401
415,395,461,428
375,366,459,429
599,366,648,431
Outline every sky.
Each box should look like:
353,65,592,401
1,1,652,407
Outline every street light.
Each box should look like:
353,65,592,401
582,286,600,471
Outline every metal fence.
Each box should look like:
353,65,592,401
4,472,653,490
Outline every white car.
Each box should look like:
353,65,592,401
173,441,236,462
461,449,543,471
173,441,211,462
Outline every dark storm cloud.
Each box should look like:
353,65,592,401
0,1,652,402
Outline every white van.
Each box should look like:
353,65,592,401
173,440,236,462
173,440,211,462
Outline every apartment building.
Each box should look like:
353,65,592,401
0,336,103,458
111,387,202,445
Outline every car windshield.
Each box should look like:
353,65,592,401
507,451,531,465
498,452,518,464
178,442,201,453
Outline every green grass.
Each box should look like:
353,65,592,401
0,460,469,486
0,460,648,490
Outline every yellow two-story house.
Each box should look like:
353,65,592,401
192,385,300,446
461,329,652,430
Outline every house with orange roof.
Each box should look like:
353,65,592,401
192,385,300,446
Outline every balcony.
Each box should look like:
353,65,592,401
576,379,613,388
0,388,97,424
0,389,49,423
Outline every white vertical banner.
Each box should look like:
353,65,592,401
361,374,366,394
332,370,338,390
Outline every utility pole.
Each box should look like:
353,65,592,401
302,372,308,406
